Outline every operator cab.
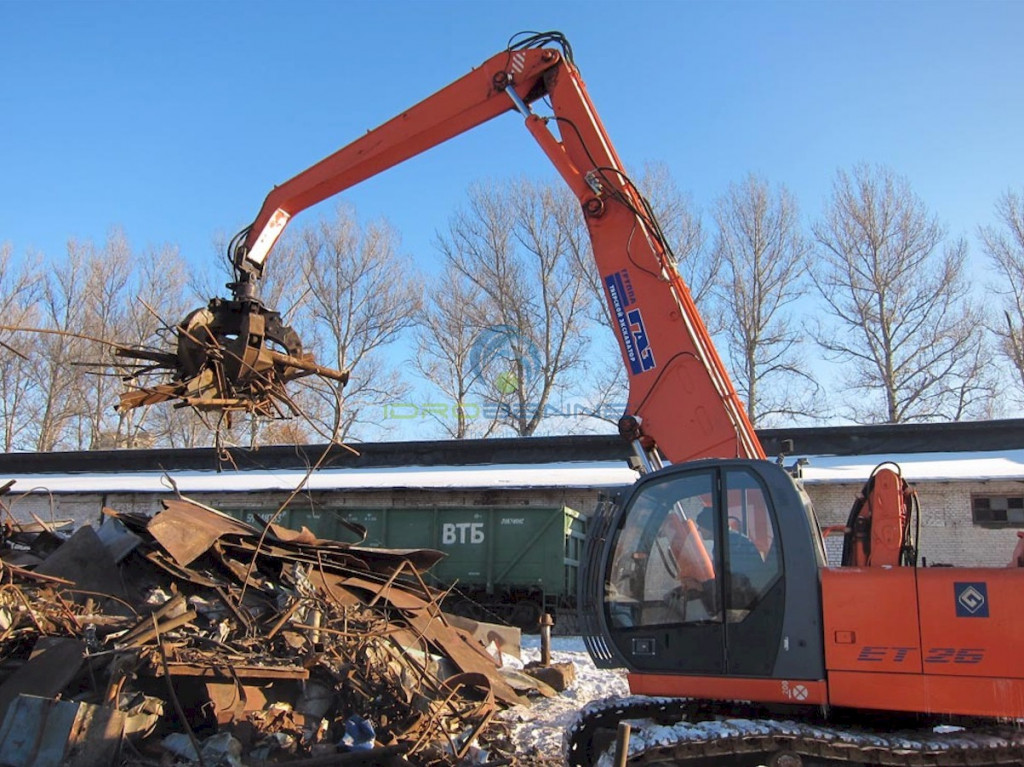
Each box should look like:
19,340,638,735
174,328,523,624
582,459,827,682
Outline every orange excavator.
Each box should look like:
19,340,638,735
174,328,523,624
120,31,1024,766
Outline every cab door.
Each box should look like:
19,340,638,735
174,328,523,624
602,466,725,674
719,465,786,676
599,460,824,681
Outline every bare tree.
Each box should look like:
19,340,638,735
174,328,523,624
76,230,136,449
29,240,92,450
152,403,226,450
412,264,502,439
979,189,1024,395
115,242,195,448
1,236,211,451
434,179,590,436
638,162,718,318
713,174,820,426
28,231,203,451
299,203,420,441
0,244,42,451
811,165,991,423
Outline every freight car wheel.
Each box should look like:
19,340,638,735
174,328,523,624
444,597,486,622
509,599,541,629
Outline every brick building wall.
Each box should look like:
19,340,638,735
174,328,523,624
791,479,1023,568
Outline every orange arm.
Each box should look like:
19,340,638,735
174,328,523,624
234,33,763,464
235,47,563,276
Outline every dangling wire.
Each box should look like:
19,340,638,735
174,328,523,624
506,30,573,64
227,225,252,282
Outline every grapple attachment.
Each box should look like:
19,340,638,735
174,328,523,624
116,297,347,417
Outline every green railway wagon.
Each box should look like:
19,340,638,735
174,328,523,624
228,504,585,628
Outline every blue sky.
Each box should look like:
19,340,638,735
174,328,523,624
2,1,1022,437
3,0,1021,272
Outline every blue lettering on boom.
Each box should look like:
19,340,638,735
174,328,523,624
605,270,655,375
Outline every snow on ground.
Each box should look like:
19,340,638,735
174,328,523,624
498,636,629,764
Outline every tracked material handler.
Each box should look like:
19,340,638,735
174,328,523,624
119,31,1024,766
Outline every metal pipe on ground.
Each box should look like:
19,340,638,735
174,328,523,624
613,721,631,767
540,613,553,666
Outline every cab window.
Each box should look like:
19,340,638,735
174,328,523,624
605,471,718,627
721,467,782,620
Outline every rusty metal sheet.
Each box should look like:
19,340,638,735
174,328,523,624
266,523,337,546
346,545,446,573
207,544,277,593
143,549,224,587
339,575,443,612
34,526,128,609
222,538,368,571
0,695,125,767
444,613,522,661
204,681,269,724
147,499,258,567
336,577,526,707
0,637,86,725
221,536,444,576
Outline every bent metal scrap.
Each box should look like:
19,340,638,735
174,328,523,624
0,496,544,766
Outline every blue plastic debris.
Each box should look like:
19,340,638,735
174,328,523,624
340,715,375,751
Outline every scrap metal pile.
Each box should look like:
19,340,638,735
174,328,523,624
0,498,538,766
114,298,349,418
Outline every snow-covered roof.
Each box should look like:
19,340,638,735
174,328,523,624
4,449,1024,495
3,461,638,494
801,449,1024,484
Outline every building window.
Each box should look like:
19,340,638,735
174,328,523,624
972,495,1024,526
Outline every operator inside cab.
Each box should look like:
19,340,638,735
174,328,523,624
605,468,784,629
694,505,770,612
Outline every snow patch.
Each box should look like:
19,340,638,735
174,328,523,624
500,636,629,763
